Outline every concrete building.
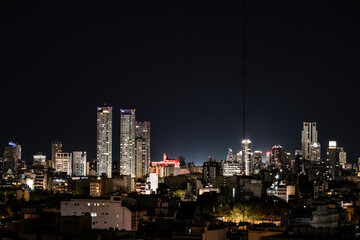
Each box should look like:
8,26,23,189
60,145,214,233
55,152,72,175
72,151,87,176
97,106,113,178
60,196,132,230
120,109,136,177
301,122,321,163
135,121,150,178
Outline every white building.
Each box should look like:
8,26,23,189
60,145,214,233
242,139,253,176
55,152,72,175
120,109,136,177
301,122,321,163
146,173,158,194
97,107,113,178
60,196,132,230
72,151,87,176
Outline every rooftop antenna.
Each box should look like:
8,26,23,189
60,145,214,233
242,0,247,140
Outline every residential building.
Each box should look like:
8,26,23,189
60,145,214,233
120,109,136,177
55,152,72,175
60,197,132,230
72,151,87,176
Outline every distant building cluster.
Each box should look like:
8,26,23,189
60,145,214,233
1,120,360,239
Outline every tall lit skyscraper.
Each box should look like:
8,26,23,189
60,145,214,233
51,140,62,169
120,109,136,177
301,122,321,163
97,107,113,178
72,151,87,176
241,139,253,176
135,121,150,178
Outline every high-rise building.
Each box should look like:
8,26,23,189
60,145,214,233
120,109,136,177
241,139,253,176
301,122,321,163
339,148,347,168
135,121,150,178
326,141,341,181
55,152,72,175
253,151,263,173
97,107,113,178
33,153,46,166
203,157,222,183
72,151,87,176
271,145,286,169
51,140,62,169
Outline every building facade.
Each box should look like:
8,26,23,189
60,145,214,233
60,197,132,230
120,109,136,177
97,107,113,178
55,152,72,175
72,151,87,176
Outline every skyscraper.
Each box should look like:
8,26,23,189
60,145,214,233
326,141,340,181
2,142,18,176
135,121,150,178
242,139,253,176
120,109,136,177
97,107,113,178
72,151,87,176
51,140,62,169
301,122,321,163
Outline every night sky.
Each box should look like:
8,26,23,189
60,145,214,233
1,1,360,165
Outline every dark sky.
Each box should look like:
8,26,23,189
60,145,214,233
1,0,360,165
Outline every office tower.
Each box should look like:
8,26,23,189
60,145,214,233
2,142,18,176
242,139,253,176
72,151,87,176
97,106,113,178
271,145,286,169
120,109,136,177
294,150,303,174
203,157,222,183
301,122,321,163
135,121,150,178
55,152,72,175
51,140,62,169
33,153,46,166
326,141,340,181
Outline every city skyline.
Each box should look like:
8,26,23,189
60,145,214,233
1,1,360,165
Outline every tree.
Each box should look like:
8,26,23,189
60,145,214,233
173,189,185,200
